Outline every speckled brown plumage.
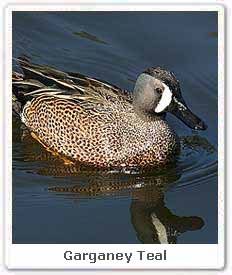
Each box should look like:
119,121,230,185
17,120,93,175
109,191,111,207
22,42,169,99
13,58,181,168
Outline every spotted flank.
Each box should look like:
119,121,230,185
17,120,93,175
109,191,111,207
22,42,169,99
12,57,207,168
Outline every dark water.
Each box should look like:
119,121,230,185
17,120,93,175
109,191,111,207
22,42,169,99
12,11,218,244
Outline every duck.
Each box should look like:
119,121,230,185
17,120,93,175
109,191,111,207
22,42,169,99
12,57,207,168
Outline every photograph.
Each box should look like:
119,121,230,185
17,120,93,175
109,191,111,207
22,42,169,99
12,10,218,246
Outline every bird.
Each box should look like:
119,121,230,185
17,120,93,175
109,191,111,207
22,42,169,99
12,57,207,168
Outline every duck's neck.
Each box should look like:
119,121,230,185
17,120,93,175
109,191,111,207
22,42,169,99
133,105,166,123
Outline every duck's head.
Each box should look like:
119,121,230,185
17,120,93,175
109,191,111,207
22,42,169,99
133,67,207,130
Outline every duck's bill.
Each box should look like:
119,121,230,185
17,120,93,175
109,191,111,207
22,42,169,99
169,97,207,130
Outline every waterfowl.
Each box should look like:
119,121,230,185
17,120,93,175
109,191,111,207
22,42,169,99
12,58,207,168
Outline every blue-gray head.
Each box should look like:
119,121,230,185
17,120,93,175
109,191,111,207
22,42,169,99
133,67,207,130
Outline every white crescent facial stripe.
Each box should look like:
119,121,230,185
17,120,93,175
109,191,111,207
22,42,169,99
155,83,173,113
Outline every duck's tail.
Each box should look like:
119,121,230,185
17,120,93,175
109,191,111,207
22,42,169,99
12,56,45,116
12,70,27,116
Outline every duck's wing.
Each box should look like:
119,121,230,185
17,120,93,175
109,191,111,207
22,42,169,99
12,57,133,106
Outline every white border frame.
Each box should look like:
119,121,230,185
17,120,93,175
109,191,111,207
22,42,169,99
3,3,224,270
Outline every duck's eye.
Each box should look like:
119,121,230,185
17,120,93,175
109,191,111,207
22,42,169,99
155,88,162,95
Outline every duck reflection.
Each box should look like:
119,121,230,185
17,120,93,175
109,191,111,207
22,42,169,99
48,170,204,244
130,191,204,244
14,119,213,244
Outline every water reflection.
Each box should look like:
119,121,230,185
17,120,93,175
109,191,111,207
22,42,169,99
130,193,204,244
47,173,204,244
